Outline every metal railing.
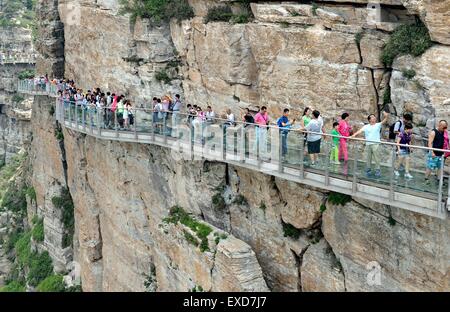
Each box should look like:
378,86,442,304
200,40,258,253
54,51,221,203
53,98,449,219
17,80,59,97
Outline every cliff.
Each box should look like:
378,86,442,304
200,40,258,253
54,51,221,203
10,0,450,291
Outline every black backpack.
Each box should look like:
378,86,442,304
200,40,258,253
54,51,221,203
389,120,402,140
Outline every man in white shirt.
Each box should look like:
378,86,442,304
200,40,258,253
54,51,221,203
205,106,215,123
352,111,389,177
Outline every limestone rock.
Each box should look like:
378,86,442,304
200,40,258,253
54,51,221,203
275,178,323,229
301,239,346,292
212,237,269,291
402,0,450,45
391,46,450,128
322,200,450,291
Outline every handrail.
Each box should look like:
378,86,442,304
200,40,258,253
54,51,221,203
55,99,450,155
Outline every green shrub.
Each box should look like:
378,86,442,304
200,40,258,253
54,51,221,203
163,206,212,252
66,285,82,292
282,222,301,239
155,69,172,84
230,13,250,24
328,192,351,206
183,230,199,247
311,2,319,16
388,215,396,226
320,204,327,213
259,201,266,212
36,274,65,292
27,251,53,286
5,228,23,253
381,20,432,67
402,69,416,80
51,188,74,248
280,21,289,28
232,194,248,206
49,105,55,116
12,94,24,104
18,70,35,80
119,0,194,25
15,232,32,267
32,218,44,242
204,5,233,23
212,193,226,211
26,187,36,201
0,281,26,292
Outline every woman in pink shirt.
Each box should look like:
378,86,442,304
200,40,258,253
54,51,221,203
337,112,351,162
254,106,269,156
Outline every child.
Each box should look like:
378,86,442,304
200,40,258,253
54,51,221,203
394,123,413,179
330,122,340,165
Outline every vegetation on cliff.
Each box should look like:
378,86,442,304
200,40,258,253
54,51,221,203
163,206,213,252
204,1,254,24
119,0,194,25
381,19,433,67
0,0,36,28
51,188,74,248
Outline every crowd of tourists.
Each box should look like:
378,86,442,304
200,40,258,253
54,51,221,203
32,77,449,182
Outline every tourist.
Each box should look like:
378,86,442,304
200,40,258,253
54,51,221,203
254,106,270,156
242,108,254,127
301,107,312,128
172,94,182,127
117,95,125,128
277,109,295,159
330,122,340,165
303,110,324,166
205,106,215,123
425,120,448,182
225,108,235,126
123,100,130,129
351,111,389,178
390,112,413,141
152,97,159,125
394,122,414,179
337,112,351,162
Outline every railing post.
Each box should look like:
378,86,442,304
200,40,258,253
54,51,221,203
189,122,194,161
115,109,119,138
89,108,93,134
75,103,78,129
97,107,101,136
352,145,358,194
240,125,245,163
324,142,330,186
437,155,445,214
68,101,71,123
278,130,283,173
82,107,86,131
389,147,396,201
151,110,155,142
299,131,305,179
134,109,137,140
163,113,168,145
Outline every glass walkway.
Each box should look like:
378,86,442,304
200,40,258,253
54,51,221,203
17,82,450,220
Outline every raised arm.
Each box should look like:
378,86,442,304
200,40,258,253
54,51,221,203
381,111,389,125
351,126,364,138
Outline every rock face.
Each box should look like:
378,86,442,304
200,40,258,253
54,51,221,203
322,200,449,291
0,27,35,165
35,0,65,77
27,0,450,292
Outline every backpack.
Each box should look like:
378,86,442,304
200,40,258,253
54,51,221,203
389,120,402,140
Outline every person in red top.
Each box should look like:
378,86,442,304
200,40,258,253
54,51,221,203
254,106,270,157
337,112,351,162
